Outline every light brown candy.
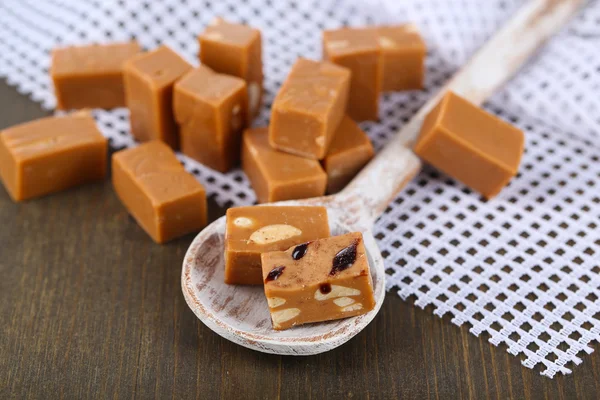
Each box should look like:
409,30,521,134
323,28,381,122
242,127,327,203
269,58,350,159
123,45,192,149
174,65,248,172
224,206,330,285
414,91,524,199
51,42,141,110
322,116,374,193
199,18,263,117
261,232,376,330
377,24,426,91
112,141,207,243
0,113,107,202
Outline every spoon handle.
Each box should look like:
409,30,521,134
340,0,584,222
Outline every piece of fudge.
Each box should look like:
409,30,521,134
414,91,524,199
112,141,207,243
377,24,426,91
0,112,107,202
322,116,375,193
173,65,248,172
261,232,376,330
199,18,263,117
224,205,330,285
269,58,350,159
242,127,327,203
123,45,193,149
323,28,381,122
51,42,141,110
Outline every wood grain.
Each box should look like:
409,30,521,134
1,83,599,399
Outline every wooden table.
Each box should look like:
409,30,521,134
1,82,598,399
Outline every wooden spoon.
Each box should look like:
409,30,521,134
182,0,583,355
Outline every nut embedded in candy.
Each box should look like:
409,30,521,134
233,217,254,228
271,308,301,327
249,224,302,245
267,297,286,308
314,285,361,301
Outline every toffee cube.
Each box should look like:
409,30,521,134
323,28,382,122
123,46,193,149
0,113,107,202
51,42,141,110
377,24,426,91
414,91,524,199
269,58,350,159
174,65,248,172
199,18,263,117
242,127,327,203
112,141,207,243
322,116,374,193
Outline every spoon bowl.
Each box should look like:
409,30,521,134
181,200,387,355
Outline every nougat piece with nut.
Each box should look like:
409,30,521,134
224,206,330,285
269,58,350,159
199,18,263,117
261,232,375,330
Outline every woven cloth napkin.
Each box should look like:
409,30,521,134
1,0,599,378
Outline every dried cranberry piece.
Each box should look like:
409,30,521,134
265,266,285,282
319,283,332,294
291,242,310,260
330,239,359,276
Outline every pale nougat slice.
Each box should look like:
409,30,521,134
224,205,330,285
261,232,375,330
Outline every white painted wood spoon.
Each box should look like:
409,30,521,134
182,0,582,355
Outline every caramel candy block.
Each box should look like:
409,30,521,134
224,206,330,285
323,28,381,122
269,58,350,159
199,18,263,117
112,141,207,243
377,24,426,91
51,42,141,110
0,113,107,202
242,127,327,203
173,65,248,172
123,46,193,149
261,232,376,330
414,91,524,199
323,116,375,193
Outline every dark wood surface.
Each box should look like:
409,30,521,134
0,81,598,400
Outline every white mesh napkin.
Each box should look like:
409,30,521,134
1,0,599,378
